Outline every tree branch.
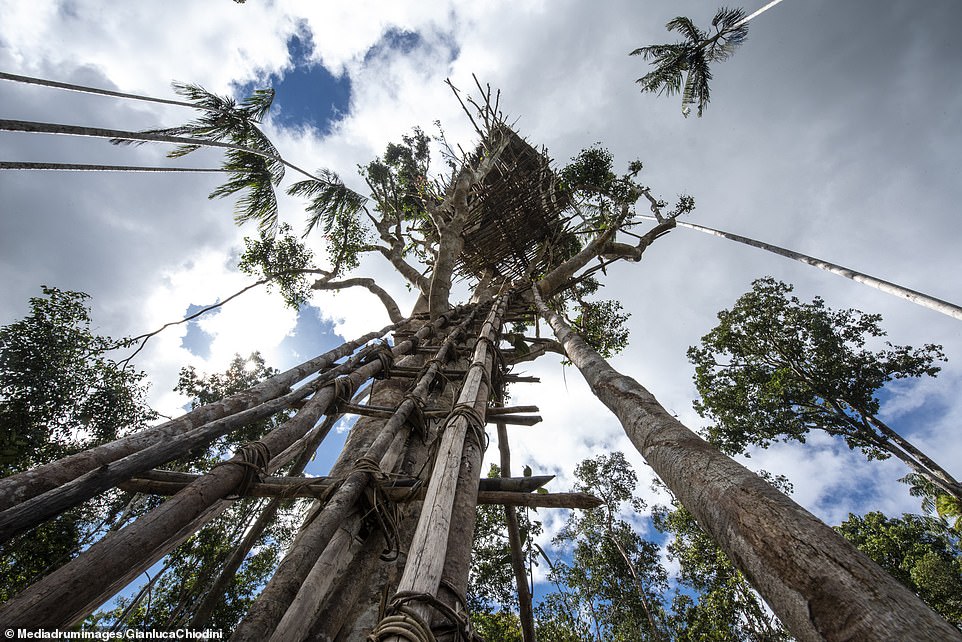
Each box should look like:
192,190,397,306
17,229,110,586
374,244,429,294
311,277,404,323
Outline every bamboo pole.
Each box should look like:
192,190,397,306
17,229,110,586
376,292,510,640
497,421,537,642
0,317,446,629
119,470,554,498
0,336,394,542
233,307,479,642
0,324,398,513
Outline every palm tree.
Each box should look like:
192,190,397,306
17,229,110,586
632,1,785,117
638,214,962,321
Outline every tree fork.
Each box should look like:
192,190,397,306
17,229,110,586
532,284,962,642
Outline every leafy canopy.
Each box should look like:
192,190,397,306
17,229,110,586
0,287,153,473
688,277,945,459
836,511,962,627
0,288,152,601
237,223,318,309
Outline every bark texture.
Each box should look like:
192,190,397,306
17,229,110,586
535,285,962,642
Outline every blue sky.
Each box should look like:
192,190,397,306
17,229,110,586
2,0,961,626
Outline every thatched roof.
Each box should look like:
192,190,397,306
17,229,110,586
455,125,571,281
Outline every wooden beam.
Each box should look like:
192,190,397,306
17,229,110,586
486,414,541,426
479,491,601,509
118,470,556,498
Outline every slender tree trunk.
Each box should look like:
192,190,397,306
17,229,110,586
533,284,962,642
865,414,962,502
496,422,536,642
644,216,962,321
0,161,225,172
0,71,197,108
0,119,321,183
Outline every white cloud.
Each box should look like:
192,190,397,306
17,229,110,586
3,0,962,614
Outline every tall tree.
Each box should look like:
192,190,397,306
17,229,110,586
687,277,961,503
533,283,962,640
0,287,152,601
1,74,959,642
545,452,669,641
652,476,791,641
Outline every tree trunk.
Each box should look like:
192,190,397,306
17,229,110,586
866,414,962,502
0,161,226,172
533,284,962,642
0,119,320,183
0,71,197,108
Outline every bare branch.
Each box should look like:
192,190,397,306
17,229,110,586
311,277,404,323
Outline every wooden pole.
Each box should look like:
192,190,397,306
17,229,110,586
498,421,537,642
375,293,510,640
0,318,445,629
233,308,479,642
0,325,397,515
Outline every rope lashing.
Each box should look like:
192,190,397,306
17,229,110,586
418,357,447,395
433,578,479,641
402,392,429,441
368,610,435,642
405,334,421,355
364,341,396,380
331,375,356,413
441,404,487,451
215,441,271,499
369,591,483,642
353,456,403,561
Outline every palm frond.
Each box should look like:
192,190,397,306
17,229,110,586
239,88,275,122
288,169,370,274
633,45,687,96
708,7,749,62
209,150,279,234
633,7,750,118
665,16,704,44
287,169,368,238
111,83,277,159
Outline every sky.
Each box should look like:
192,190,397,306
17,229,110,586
2,0,962,602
